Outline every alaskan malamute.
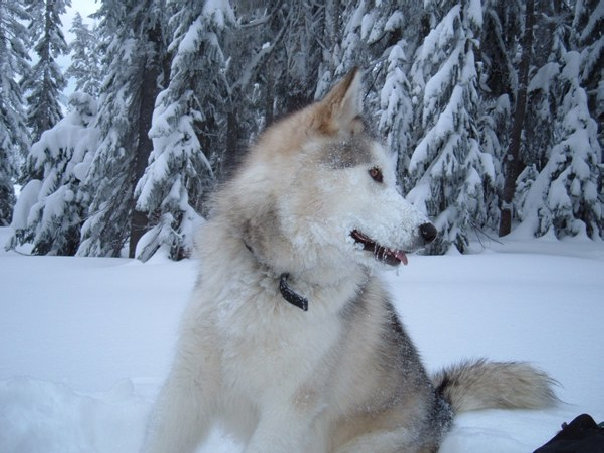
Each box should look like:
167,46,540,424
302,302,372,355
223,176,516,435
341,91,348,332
143,69,555,453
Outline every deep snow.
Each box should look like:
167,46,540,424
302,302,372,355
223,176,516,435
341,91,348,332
1,226,603,452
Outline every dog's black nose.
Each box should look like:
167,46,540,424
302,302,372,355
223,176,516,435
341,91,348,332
419,222,437,244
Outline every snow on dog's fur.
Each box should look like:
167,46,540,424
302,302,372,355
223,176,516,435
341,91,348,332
143,69,556,453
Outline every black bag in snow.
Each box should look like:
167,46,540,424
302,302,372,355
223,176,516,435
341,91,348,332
534,413,604,453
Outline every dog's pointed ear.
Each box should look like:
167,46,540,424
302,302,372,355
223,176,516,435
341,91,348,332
314,68,364,137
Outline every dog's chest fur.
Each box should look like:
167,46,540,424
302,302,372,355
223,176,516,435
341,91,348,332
212,270,362,402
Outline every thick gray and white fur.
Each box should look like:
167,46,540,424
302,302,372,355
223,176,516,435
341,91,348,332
142,69,556,453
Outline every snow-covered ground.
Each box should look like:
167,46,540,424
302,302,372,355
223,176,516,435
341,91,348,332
1,226,603,453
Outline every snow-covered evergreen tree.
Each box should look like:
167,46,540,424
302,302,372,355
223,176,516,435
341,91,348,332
0,145,16,225
475,94,508,231
65,12,102,97
498,0,536,236
239,2,330,124
316,0,389,101
133,0,233,261
314,1,421,190
477,0,524,234
273,2,325,112
0,0,31,223
21,0,70,144
314,0,344,100
516,49,602,239
6,0,596,258
523,0,574,171
480,0,523,101
573,0,603,144
379,41,414,188
77,0,169,258
507,0,602,240
7,93,99,254
331,1,368,82
223,1,340,172
406,0,495,253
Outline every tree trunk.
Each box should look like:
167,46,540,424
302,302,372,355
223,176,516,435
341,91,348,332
499,0,535,237
222,108,239,180
129,23,164,258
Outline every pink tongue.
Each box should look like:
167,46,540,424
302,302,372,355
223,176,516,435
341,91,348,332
394,250,408,265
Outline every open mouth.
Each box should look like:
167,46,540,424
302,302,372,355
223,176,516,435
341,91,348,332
350,230,408,266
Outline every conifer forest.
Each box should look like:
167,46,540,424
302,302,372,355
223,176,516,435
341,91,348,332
1,0,602,260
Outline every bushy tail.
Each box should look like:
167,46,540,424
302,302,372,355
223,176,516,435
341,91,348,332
432,359,558,413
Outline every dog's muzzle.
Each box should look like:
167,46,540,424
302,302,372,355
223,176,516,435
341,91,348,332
350,222,437,266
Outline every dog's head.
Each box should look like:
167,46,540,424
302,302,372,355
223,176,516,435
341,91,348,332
217,69,436,280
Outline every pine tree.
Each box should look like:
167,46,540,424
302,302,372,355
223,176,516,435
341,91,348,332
234,2,329,130
0,151,15,225
480,0,523,101
65,12,102,97
21,0,70,144
379,41,414,188
134,0,234,261
573,0,603,145
406,0,494,253
0,0,31,224
6,92,99,254
314,0,344,100
369,1,425,191
515,21,602,239
498,0,536,236
522,0,573,172
475,94,508,232
477,0,524,234
0,140,16,225
313,0,419,188
223,1,338,173
77,0,169,258
270,2,325,113
316,0,386,102
333,1,368,80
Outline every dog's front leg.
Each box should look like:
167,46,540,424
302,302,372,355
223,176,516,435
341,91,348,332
142,332,220,453
244,405,325,453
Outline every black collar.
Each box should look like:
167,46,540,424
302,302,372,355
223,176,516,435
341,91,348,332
244,240,309,311
279,273,308,311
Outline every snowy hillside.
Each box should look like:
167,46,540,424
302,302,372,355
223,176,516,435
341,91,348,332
1,226,603,453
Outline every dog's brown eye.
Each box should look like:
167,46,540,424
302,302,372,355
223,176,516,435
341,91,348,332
369,167,383,183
